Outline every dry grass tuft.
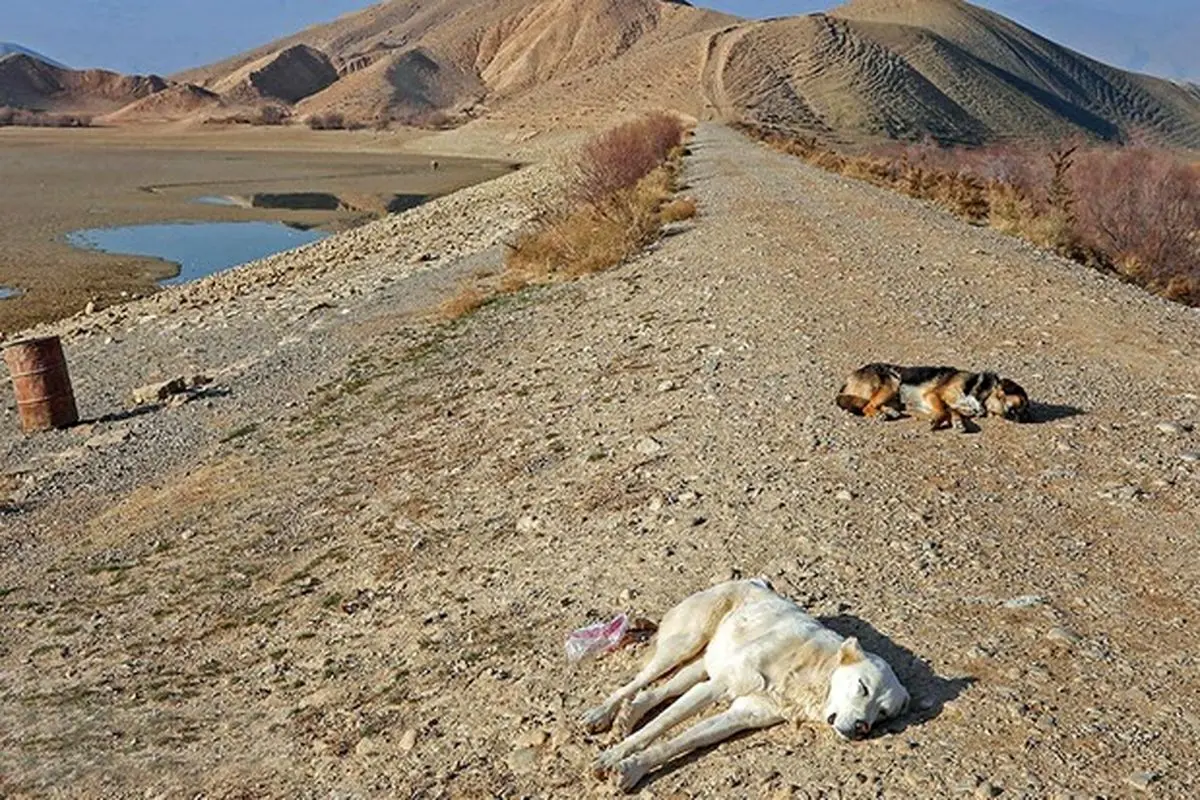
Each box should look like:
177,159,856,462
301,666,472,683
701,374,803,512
438,284,491,321
660,196,698,223
437,112,693,321
501,112,692,292
741,124,1200,307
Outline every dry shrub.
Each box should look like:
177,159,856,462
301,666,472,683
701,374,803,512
506,170,669,284
572,111,686,206
1071,147,1200,294
0,106,92,127
501,112,690,293
438,284,490,321
740,123,1200,307
254,105,289,126
660,196,698,223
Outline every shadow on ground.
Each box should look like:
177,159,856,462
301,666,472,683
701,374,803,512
1026,402,1086,424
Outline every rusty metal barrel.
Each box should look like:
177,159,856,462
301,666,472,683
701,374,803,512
3,336,79,432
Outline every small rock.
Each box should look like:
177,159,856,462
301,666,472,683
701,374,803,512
515,515,539,535
975,782,1002,798
618,587,636,603
507,746,538,774
1003,595,1046,609
1180,452,1199,464
85,300,96,315
131,377,188,405
636,436,664,456
657,379,678,392
1126,771,1159,792
354,736,382,757
1155,422,1186,436
1047,626,1082,645
514,729,548,749
84,427,131,450
834,489,854,502
398,729,417,752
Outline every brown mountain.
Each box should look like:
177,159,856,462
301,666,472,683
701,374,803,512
6,0,1200,147
0,53,166,113
175,0,733,123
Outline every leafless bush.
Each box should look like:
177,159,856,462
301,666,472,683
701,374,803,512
569,112,685,207
741,123,1200,307
0,107,92,127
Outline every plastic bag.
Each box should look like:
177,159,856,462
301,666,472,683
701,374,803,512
565,613,658,662
565,613,630,662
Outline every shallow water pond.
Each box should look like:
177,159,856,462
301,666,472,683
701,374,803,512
67,221,328,285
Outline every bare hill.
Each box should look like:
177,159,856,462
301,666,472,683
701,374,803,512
99,83,223,123
0,53,166,113
175,0,736,123
7,0,1200,147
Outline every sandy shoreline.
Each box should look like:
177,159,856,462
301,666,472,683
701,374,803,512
0,124,520,334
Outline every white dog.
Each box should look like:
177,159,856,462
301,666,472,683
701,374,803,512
581,578,910,791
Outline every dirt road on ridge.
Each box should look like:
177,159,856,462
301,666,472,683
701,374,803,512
1,123,1198,798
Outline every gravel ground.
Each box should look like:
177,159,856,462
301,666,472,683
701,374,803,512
1,124,1198,799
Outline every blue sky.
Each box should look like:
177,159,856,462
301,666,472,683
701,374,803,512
4,1,1197,80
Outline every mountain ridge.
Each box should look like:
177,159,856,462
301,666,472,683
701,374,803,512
4,0,1200,147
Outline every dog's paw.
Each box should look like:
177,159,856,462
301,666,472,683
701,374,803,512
593,746,626,775
580,705,616,734
614,757,649,793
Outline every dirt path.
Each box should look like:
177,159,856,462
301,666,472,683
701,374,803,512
2,124,1198,798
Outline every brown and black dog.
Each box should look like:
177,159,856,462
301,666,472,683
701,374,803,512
836,363,1031,430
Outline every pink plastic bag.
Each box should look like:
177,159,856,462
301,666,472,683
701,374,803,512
565,613,630,662
565,613,657,662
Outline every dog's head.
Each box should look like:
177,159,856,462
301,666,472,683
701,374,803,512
823,637,910,740
984,377,1031,422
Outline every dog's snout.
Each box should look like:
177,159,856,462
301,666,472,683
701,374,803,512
827,713,837,726
853,720,871,738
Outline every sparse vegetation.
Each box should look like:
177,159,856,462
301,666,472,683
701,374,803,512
740,124,1200,306
428,111,694,319
438,283,490,321
0,107,92,127
501,112,691,291
305,112,367,131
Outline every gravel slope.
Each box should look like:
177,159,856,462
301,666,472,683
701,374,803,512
1,124,1198,799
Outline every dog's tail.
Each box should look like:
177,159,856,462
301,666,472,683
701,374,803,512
836,387,867,416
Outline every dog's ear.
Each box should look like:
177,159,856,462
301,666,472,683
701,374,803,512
838,637,865,665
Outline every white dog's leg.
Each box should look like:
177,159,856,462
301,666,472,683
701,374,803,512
618,658,708,736
580,632,708,733
595,679,722,771
612,697,783,792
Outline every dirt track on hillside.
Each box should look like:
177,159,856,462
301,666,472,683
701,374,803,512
2,124,1198,799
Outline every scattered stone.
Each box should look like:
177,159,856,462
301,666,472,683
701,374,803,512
84,427,131,450
1126,771,1159,792
514,729,548,749
515,515,539,534
85,300,96,315
398,729,417,753
353,736,383,757
131,377,188,406
1155,422,1187,436
1047,627,1082,645
834,489,854,502
636,436,664,456
1181,452,1200,464
618,587,636,603
657,379,678,392
1003,595,1046,609
975,781,1002,798
506,746,538,774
